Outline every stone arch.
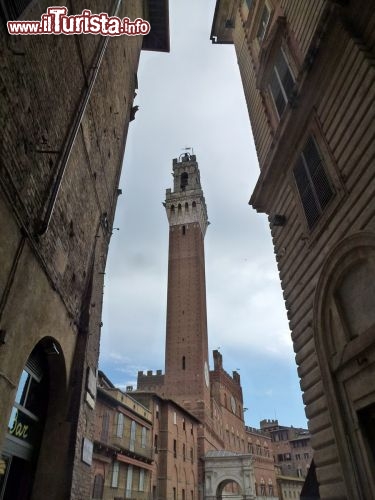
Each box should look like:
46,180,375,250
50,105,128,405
204,452,255,499
313,232,375,498
216,478,243,499
2,336,68,499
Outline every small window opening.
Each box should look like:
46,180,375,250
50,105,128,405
182,356,186,370
182,225,186,235
181,172,188,190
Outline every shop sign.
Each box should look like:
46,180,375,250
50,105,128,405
7,408,36,447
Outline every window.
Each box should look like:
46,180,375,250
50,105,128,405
269,48,295,118
182,489,185,500
139,469,145,492
92,474,104,499
111,461,119,488
156,405,159,419
116,413,124,437
141,426,147,448
126,465,133,497
190,447,194,462
154,434,158,453
173,487,177,500
268,482,274,495
293,136,334,229
183,443,186,461
173,439,177,458
182,356,186,369
130,421,136,451
180,172,188,189
101,411,109,443
182,225,186,235
173,412,177,425
257,4,270,42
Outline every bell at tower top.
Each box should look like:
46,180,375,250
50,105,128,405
165,153,209,236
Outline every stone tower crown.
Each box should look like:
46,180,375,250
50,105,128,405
165,153,209,236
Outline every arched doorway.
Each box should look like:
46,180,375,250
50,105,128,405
314,232,375,499
0,337,66,500
204,451,256,500
216,479,242,499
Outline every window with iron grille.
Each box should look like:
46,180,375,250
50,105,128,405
269,48,295,118
293,137,334,229
0,0,32,20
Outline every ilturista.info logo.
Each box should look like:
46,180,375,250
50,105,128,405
7,7,151,36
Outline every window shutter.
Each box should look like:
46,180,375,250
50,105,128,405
303,137,333,211
111,462,119,488
294,157,320,228
294,137,334,228
92,474,104,499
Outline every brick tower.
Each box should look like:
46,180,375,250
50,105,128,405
163,153,210,421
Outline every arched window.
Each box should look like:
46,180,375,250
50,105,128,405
171,204,175,212
92,474,104,499
178,204,182,212
185,202,189,211
192,201,196,208
180,172,188,189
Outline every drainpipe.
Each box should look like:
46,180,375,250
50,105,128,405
37,0,122,236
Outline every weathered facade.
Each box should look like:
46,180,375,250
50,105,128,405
132,391,200,500
91,372,154,500
211,1,375,498
0,1,168,498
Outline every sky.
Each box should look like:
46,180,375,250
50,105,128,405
99,0,308,429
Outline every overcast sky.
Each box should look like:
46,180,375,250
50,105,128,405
100,0,307,429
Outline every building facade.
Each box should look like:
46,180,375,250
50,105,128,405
132,391,200,500
0,1,168,498
211,1,375,498
92,372,154,500
245,426,277,498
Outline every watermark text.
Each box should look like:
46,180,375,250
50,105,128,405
7,7,151,36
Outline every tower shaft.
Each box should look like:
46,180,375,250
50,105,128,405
163,153,210,419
